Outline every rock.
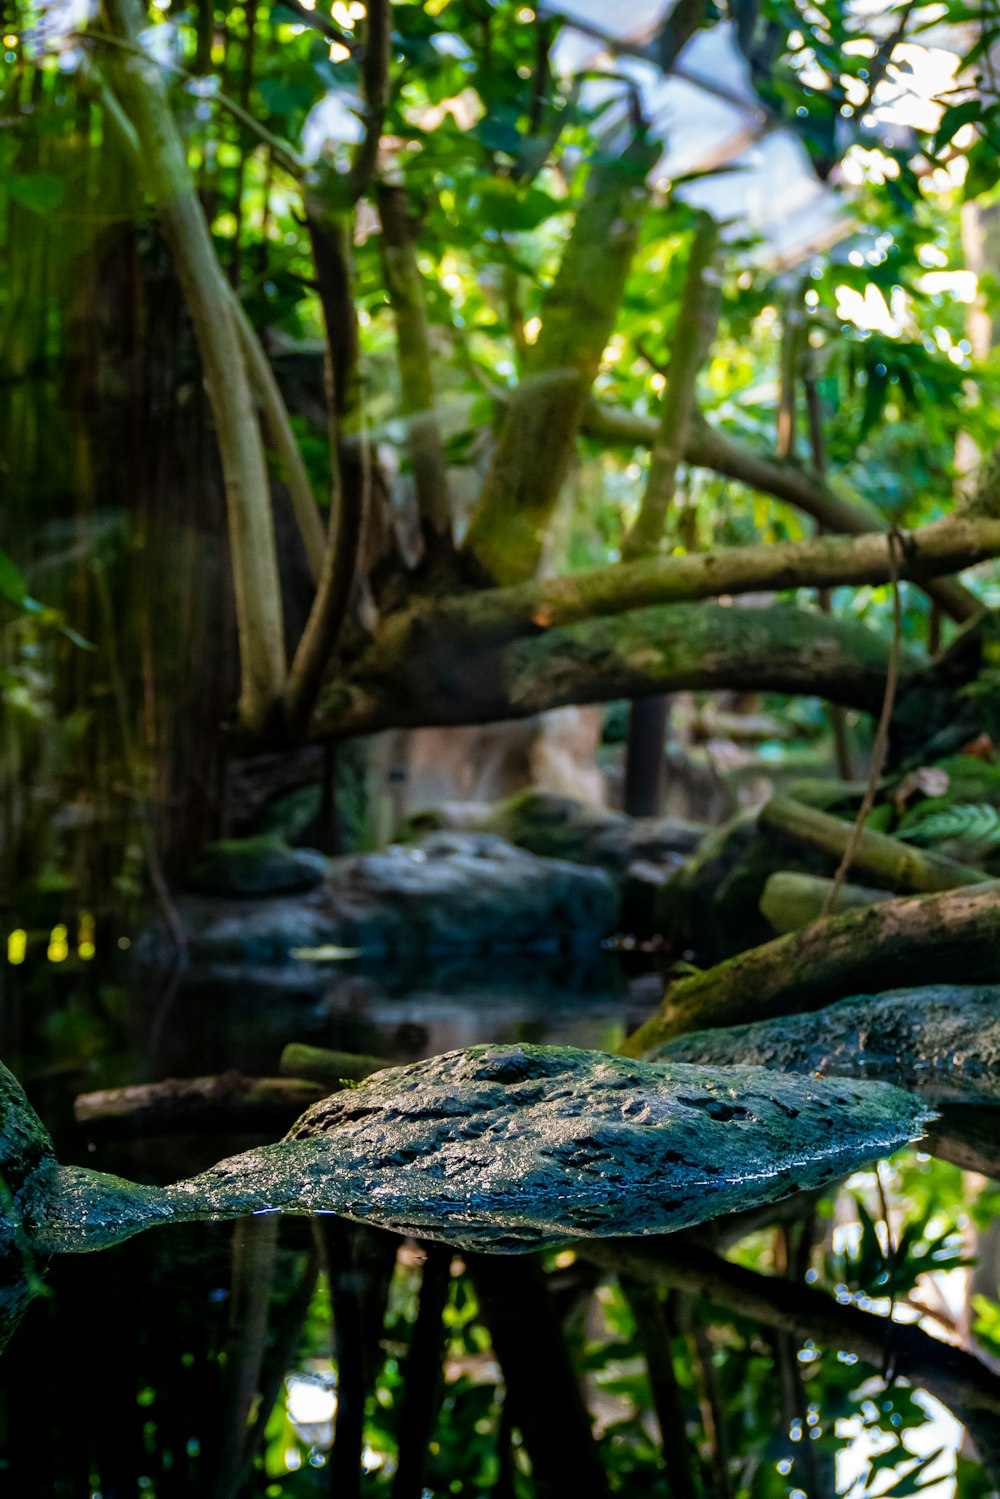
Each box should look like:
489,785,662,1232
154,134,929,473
21,1046,931,1256
177,832,619,963
398,791,704,934
186,835,328,896
484,789,703,875
654,984,1000,1104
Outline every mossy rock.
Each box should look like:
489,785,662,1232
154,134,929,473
186,836,328,897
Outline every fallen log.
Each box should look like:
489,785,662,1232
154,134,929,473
74,1072,327,1138
279,1043,388,1087
760,871,890,933
653,985,1000,1106
621,881,1000,1055
758,795,990,893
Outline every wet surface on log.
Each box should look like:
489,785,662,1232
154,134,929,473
655,985,1000,1104
18,1045,931,1256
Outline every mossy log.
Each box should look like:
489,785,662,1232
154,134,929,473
655,985,1000,1105
23,1047,929,1256
316,602,909,738
279,1044,388,1087
759,795,989,892
759,871,890,934
74,1072,328,1137
622,881,1000,1055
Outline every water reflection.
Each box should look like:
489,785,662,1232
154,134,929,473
0,959,998,1496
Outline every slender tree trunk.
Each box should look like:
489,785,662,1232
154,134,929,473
104,0,287,731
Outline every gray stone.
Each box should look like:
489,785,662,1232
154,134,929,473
655,985,1000,1104
402,791,703,878
14,1046,931,1257
187,835,328,896
178,831,619,963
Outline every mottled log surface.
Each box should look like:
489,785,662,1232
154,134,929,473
26,1046,930,1256
655,985,1000,1104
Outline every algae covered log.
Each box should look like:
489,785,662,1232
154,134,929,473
5,1047,931,1258
655,985,1000,1104
623,881,1000,1055
759,796,990,893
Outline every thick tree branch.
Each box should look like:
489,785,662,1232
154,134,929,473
624,213,720,559
417,515,1000,645
585,403,983,623
311,600,907,738
377,183,453,555
621,881,1000,1056
104,0,287,730
465,140,654,584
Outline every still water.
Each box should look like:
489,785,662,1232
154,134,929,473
0,942,998,1498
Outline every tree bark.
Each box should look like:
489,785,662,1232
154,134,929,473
622,881,1000,1055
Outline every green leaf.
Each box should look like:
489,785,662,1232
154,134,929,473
257,77,315,116
933,98,981,155
3,172,64,214
0,548,26,603
963,136,1000,199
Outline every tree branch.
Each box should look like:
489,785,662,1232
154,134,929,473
230,291,327,579
352,0,390,200
624,213,720,559
311,600,907,739
582,1238,1000,1431
585,403,983,623
417,514,1000,645
377,183,454,556
465,139,654,584
621,881,1000,1056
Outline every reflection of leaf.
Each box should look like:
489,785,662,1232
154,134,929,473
290,944,362,961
